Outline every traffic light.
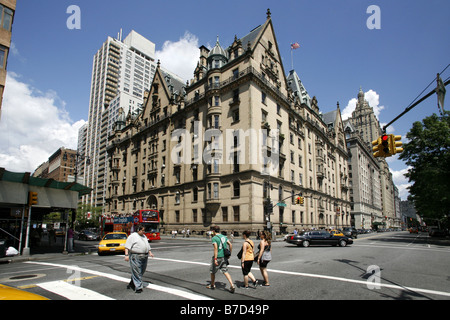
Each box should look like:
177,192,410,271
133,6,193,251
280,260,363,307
389,134,403,155
372,137,381,158
28,191,38,206
380,134,391,157
264,199,273,214
372,134,391,158
295,196,304,205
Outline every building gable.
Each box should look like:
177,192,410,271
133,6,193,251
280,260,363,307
139,65,175,125
250,17,289,94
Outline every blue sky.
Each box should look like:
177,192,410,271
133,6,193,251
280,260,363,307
1,0,449,200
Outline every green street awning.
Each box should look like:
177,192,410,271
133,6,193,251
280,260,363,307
0,167,92,196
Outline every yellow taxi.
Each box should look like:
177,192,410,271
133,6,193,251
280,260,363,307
330,229,344,237
0,284,48,300
97,232,128,255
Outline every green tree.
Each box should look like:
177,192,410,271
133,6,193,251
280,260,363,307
399,111,450,222
75,204,102,230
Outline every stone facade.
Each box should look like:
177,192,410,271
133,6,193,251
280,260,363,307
348,88,398,229
105,12,351,234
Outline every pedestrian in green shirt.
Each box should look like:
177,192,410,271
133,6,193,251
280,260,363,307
206,225,235,293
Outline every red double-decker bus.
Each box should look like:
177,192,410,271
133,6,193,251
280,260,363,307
133,209,161,241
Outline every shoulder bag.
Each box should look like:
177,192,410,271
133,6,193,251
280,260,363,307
237,240,253,260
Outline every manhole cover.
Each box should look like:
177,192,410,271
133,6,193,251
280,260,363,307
10,275,39,280
0,273,46,282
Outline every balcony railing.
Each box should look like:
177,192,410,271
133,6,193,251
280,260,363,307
184,66,291,107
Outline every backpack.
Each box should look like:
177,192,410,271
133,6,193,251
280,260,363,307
215,234,231,258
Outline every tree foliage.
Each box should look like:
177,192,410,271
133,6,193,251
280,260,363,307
76,204,102,230
399,111,450,220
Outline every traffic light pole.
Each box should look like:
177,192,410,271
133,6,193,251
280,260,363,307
382,77,449,133
22,205,32,256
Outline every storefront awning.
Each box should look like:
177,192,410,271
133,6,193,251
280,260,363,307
0,167,91,196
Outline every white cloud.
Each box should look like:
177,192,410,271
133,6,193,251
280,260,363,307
9,42,26,63
155,31,200,82
341,89,385,120
341,97,357,120
0,72,85,173
390,166,412,200
365,90,385,118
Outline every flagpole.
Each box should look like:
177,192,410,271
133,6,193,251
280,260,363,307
290,42,299,70
291,47,293,70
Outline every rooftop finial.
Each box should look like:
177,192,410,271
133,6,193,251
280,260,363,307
267,8,271,19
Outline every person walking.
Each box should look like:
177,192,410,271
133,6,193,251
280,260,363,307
240,230,257,289
124,225,154,293
256,230,272,287
67,226,74,253
48,226,56,247
207,225,235,293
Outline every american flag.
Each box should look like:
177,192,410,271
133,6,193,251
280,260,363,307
291,42,300,50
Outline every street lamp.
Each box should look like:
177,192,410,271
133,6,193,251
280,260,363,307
64,152,90,184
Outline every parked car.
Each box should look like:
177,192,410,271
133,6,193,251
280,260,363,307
429,227,446,237
330,229,344,237
77,230,100,241
283,233,295,241
342,227,358,239
286,230,353,247
97,232,128,255
55,229,65,237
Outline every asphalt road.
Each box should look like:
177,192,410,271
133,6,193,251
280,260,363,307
1,231,449,304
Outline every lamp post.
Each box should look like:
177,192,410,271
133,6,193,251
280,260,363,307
63,152,90,184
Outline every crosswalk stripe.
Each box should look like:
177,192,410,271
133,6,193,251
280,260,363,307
37,280,114,300
26,261,213,300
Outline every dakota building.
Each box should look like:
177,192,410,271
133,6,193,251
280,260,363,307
105,11,352,234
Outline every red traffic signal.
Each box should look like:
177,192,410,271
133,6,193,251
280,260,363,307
381,134,390,155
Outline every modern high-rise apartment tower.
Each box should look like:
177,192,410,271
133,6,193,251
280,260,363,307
79,30,158,208
0,0,16,116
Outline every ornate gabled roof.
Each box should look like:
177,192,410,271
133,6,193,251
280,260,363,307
161,68,186,98
238,24,263,51
287,70,311,108
322,110,338,127
343,119,356,133
208,36,228,59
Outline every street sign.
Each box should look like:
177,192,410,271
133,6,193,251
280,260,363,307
437,73,446,114
276,202,287,207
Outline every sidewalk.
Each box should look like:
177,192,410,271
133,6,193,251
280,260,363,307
0,236,96,264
